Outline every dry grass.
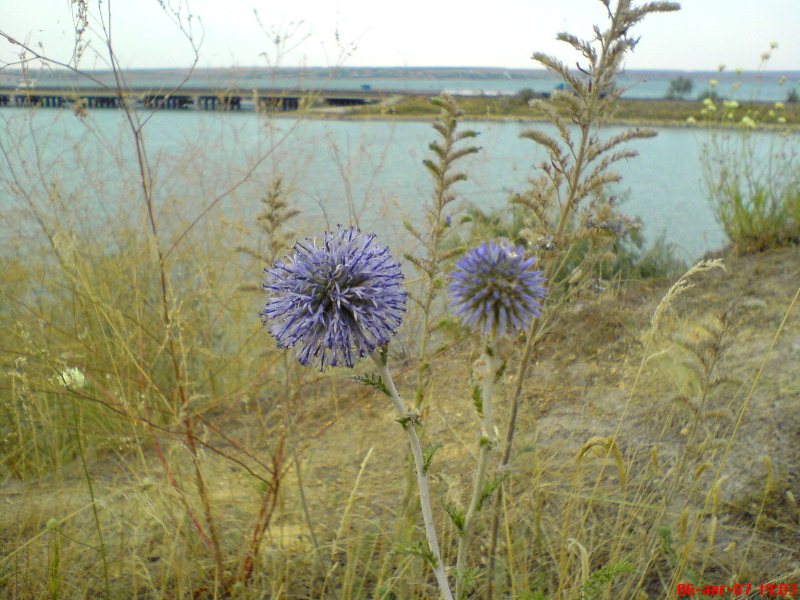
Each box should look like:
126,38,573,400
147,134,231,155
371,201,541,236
3,203,798,598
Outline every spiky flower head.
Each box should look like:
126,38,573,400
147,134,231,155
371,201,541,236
261,226,406,370
449,241,546,339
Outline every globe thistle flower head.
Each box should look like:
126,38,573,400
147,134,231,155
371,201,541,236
261,226,406,370
449,241,546,339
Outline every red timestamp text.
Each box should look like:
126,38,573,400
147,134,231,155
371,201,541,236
676,583,798,597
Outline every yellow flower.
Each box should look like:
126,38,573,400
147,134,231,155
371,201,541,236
774,102,785,110
777,117,787,124
770,41,779,50
709,79,718,88
723,100,739,109
686,116,696,124
740,116,756,129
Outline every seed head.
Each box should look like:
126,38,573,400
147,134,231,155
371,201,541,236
261,226,406,370
448,241,546,339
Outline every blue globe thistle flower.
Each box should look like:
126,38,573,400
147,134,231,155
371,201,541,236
449,241,546,339
261,226,407,370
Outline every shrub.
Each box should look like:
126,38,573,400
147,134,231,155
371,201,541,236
666,76,693,100
701,116,800,253
698,57,800,253
707,169,800,252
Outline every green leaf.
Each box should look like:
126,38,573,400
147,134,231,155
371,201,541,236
658,526,675,559
422,441,442,474
472,384,483,415
428,141,446,160
454,566,480,595
456,129,479,141
443,501,465,534
352,373,389,396
399,541,438,568
422,159,441,177
580,560,636,599
479,473,506,508
494,359,508,383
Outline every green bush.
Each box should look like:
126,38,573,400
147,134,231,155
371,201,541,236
710,175,800,252
700,120,800,253
666,76,693,100
698,60,800,254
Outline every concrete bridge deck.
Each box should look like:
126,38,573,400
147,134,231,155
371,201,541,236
0,85,395,111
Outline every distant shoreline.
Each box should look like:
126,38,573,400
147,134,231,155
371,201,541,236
1,84,797,129
308,96,800,129
290,113,800,131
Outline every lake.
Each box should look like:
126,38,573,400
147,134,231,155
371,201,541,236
0,107,794,263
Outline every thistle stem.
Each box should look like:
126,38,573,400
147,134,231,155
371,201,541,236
455,336,497,599
372,354,454,600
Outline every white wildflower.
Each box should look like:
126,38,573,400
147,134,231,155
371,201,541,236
59,367,86,389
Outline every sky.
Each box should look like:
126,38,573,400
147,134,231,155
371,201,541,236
1,0,798,72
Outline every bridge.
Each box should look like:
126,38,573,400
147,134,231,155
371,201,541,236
0,85,391,112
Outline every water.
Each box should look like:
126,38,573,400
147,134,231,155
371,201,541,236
0,107,794,263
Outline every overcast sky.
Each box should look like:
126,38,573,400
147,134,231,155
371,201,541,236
1,0,798,72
